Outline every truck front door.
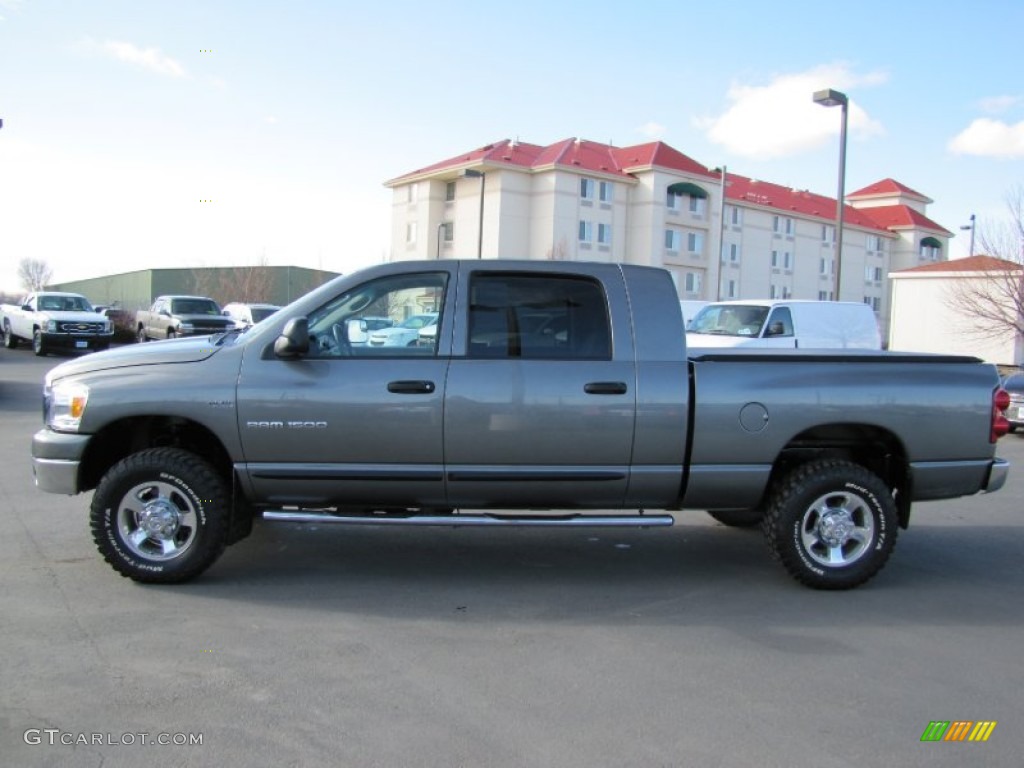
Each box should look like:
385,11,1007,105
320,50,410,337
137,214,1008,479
236,269,453,509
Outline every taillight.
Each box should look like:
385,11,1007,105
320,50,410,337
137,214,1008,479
991,388,1011,442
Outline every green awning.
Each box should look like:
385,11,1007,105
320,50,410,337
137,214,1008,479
920,236,942,248
667,182,708,199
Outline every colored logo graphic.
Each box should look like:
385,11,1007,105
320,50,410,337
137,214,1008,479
920,721,997,742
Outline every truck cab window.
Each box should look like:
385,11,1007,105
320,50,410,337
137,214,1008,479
305,272,447,358
468,273,611,360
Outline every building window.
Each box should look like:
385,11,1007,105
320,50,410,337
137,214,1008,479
725,279,738,298
445,181,456,202
774,216,795,236
820,258,832,275
771,250,779,268
665,229,681,252
864,266,883,282
405,222,417,244
728,206,743,226
688,195,706,216
866,234,885,252
580,178,595,201
441,222,454,242
407,184,418,203
684,272,702,295
723,243,740,263
597,223,612,245
818,290,833,301
599,181,613,203
579,220,593,243
822,224,835,244
666,190,680,210
864,296,881,312
687,232,704,255
783,251,792,270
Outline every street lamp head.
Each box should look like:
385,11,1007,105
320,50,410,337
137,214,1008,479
813,88,848,108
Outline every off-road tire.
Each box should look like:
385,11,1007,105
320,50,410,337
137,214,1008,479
762,459,897,590
90,448,231,583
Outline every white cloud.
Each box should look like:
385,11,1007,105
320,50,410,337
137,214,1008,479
81,39,186,78
637,121,666,139
695,64,886,159
948,118,1024,158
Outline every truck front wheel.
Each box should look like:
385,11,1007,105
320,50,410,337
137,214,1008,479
762,459,897,590
32,329,48,356
2,321,17,349
90,448,230,583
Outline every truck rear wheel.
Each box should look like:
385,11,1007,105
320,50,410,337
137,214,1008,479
90,448,230,583
762,459,897,589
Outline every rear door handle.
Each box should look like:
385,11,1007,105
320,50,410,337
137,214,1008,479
387,380,436,394
584,381,628,395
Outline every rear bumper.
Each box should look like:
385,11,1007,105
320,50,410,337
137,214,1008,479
983,457,1010,493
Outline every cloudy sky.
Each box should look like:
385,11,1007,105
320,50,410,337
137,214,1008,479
1,0,1022,294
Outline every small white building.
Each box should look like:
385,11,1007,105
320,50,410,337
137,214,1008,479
888,255,1024,366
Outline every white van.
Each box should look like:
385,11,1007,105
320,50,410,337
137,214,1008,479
686,300,881,349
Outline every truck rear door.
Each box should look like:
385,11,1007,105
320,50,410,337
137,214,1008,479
443,263,637,508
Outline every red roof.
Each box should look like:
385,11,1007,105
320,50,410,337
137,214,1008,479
724,173,889,232
849,178,931,202
858,204,951,235
385,139,946,240
385,138,716,184
892,255,1020,274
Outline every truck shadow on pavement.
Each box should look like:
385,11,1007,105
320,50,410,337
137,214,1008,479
177,520,1023,631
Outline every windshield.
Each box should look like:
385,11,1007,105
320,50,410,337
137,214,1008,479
38,295,93,312
171,299,222,315
398,314,437,329
688,305,770,337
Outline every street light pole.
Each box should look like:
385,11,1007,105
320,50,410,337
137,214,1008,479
960,214,976,257
813,88,849,301
461,169,486,259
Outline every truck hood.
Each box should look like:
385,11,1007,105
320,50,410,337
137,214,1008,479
45,336,224,382
41,311,107,323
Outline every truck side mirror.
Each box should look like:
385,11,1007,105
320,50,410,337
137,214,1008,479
274,317,310,358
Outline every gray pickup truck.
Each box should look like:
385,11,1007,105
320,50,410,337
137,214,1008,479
31,260,1011,589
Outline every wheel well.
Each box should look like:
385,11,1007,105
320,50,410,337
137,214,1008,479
770,423,912,528
79,416,233,493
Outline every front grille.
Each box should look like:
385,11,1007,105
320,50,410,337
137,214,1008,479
58,322,104,333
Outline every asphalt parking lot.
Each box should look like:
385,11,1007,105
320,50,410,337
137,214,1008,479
2,346,1022,767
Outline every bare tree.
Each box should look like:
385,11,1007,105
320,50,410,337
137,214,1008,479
946,185,1024,341
18,258,53,292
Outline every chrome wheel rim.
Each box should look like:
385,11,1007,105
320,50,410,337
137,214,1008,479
800,491,874,568
117,480,198,561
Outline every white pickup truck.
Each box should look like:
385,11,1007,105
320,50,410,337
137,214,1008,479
2,291,113,356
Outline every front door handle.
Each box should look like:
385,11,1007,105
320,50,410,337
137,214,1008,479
584,381,628,395
387,380,436,394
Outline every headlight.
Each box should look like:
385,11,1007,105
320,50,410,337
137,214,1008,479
46,381,90,432
46,319,58,332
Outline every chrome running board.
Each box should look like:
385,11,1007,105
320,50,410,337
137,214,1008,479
262,510,674,528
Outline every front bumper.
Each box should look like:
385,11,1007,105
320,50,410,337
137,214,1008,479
31,429,90,495
41,332,113,351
